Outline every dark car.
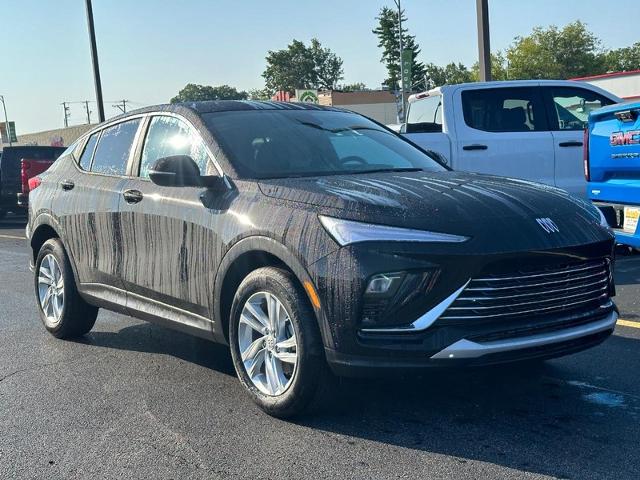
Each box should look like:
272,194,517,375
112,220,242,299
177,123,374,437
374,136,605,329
26,101,617,417
0,145,66,217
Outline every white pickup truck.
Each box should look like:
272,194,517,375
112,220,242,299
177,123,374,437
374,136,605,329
401,80,621,197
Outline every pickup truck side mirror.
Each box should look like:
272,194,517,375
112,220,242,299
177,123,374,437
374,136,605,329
149,155,226,191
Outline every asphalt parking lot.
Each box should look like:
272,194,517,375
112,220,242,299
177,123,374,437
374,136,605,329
1,214,640,480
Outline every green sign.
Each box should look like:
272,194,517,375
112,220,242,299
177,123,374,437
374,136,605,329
401,49,413,92
0,121,17,144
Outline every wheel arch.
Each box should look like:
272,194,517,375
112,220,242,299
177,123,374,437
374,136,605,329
29,216,81,285
213,236,332,347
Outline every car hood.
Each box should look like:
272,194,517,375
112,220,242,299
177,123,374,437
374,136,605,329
258,171,611,250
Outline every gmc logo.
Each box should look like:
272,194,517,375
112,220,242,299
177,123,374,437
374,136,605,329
610,130,640,146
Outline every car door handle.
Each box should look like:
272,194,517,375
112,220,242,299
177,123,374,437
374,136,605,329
462,144,488,151
558,141,583,147
60,180,75,191
123,189,143,204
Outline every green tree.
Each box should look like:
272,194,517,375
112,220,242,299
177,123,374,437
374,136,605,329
373,6,426,91
471,51,510,81
248,88,272,100
424,62,474,89
506,21,605,79
337,82,368,92
170,84,248,103
603,42,640,72
262,39,343,94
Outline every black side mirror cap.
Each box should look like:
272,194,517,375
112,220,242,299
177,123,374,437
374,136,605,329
149,155,227,191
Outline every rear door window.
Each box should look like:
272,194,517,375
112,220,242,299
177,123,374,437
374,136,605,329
545,87,614,131
78,133,99,171
461,87,547,132
90,119,141,176
406,95,443,133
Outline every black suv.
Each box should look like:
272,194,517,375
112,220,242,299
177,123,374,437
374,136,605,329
27,101,617,417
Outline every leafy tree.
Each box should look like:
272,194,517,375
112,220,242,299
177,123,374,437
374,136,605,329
471,51,510,81
248,88,272,100
373,6,426,91
170,84,247,103
603,42,640,72
424,62,474,89
262,39,343,94
337,82,368,92
506,21,605,79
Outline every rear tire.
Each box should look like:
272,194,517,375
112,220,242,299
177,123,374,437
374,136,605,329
229,267,329,418
34,238,98,339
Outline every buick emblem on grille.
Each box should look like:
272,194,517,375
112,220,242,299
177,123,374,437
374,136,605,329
536,217,560,233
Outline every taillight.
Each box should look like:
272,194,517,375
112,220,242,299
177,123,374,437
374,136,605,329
28,176,42,192
21,160,31,194
583,128,590,181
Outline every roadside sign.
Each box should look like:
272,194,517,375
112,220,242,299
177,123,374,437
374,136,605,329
401,49,413,92
295,89,319,104
0,121,17,144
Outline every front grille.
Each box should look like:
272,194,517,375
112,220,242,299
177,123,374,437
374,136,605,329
439,259,611,324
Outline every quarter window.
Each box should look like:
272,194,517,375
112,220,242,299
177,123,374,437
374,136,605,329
139,116,210,178
78,133,99,171
461,87,546,132
547,87,614,131
91,119,141,176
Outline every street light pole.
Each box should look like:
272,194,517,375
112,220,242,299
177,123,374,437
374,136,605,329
0,95,12,147
394,0,406,122
476,0,492,82
85,0,105,122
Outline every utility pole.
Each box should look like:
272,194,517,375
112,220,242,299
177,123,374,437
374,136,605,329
85,0,105,122
476,0,492,82
113,100,129,114
393,0,406,122
83,100,92,124
0,95,11,146
61,102,70,128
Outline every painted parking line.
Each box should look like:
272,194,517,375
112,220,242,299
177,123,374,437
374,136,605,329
0,234,26,240
618,319,640,329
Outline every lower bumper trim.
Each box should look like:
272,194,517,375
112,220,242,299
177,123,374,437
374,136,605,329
430,309,618,360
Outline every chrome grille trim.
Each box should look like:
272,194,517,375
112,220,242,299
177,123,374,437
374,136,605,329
440,259,611,322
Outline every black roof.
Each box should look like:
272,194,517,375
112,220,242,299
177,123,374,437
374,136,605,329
124,100,345,119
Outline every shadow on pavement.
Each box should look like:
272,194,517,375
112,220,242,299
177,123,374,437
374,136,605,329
77,322,236,377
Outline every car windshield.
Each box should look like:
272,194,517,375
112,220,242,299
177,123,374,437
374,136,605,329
203,109,446,179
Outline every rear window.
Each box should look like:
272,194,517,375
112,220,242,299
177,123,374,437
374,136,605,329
406,95,443,133
461,87,547,132
90,119,141,176
203,110,446,179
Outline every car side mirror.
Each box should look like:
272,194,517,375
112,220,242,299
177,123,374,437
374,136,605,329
149,155,226,191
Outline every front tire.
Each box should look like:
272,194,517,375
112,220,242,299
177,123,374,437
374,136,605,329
35,238,98,338
229,267,328,418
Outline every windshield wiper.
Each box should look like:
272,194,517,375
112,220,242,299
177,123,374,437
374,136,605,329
347,167,423,174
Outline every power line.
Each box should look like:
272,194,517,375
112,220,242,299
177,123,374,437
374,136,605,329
112,99,129,114
83,100,92,124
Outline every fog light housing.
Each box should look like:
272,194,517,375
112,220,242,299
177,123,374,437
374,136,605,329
365,272,404,296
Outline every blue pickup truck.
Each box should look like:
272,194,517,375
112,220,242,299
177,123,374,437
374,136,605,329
587,101,640,248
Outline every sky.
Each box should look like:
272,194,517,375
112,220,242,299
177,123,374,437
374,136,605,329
1,0,639,135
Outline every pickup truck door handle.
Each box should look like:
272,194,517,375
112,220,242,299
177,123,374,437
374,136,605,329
558,141,583,147
60,180,75,191
123,189,144,204
462,144,488,151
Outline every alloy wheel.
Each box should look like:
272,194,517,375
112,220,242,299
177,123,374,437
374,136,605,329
38,254,65,326
238,291,298,396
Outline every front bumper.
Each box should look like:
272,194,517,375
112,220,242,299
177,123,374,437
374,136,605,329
311,239,616,377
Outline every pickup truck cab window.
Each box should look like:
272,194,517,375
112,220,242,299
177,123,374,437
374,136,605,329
406,95,442,133
545,86,614,131
461,87,547,132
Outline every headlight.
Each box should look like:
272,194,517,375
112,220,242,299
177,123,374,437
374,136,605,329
319,215,470,246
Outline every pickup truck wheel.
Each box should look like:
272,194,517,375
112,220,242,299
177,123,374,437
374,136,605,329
229,267,329,418
35,239,98,338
